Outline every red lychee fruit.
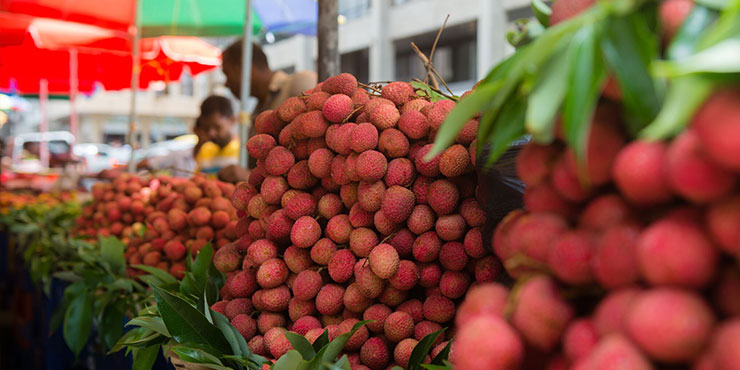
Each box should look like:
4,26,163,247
706,196,740,255
427,179,459,216
456,283,508,327
351,122,379,152
666,129,736,204
511,275,574,351
423,295,455,323
356,150,388,182
323,73,358,96
692,87,740,171
256,258,289,288
360,337,390,370
290,216,321,248
322,94,354,123
547,231,595,285
426,100,455,130
328,249,356,283
613,140,673,206
592,223,641,289
378,128,409,158
370,104,400,131
439,144,471,178
368,243,400,279
626,288,715,363
247,134,277,160
316,284,345,316
637,217,718,288
277,96,306,122
453,315,524,370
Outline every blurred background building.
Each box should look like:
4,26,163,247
4,0,531,149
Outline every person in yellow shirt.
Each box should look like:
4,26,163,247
195,95,242,180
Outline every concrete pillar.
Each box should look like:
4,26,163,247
141,117,151,148
476,0,507,81
369,0,394,81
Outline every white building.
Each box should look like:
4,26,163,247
263,0,531,94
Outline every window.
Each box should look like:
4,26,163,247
394,22,477,84
339,0,371,19
341,48,370,83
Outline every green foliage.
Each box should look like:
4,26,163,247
433,0,739,168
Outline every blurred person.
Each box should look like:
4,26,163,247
195,95,244,182
137,117,207,177
220,40,317,181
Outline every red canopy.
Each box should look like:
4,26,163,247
0,29,221,94
0,0,134,33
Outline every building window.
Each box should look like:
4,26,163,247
339,0,371,20
341,48,370,84
394,22,477,84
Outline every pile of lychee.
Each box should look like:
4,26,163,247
211,73,491,369
452,86,740,370
78,174,239,279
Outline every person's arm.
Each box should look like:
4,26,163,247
218,164,250,183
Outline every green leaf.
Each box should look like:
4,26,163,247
525,42,571,143
100,299,127,350
562,24,607,167
602,12,662,135
132,344,159,370
695,0,732,10
170,345,224,365
655,38,740,76
407,329,446,370
272,350,305,370
99,236,126,275
181,243,214,299
311,329,330,353
482,94,527,167
427,83,500,159
133,264,178,287
210,310,243,357
410,81,451,102
63,288,93,356
639,75,714,139
329,354,352,370
531,0,552,26
319,320,371,365
667,5,719,59
285,331,316,360
151,285,230,356
430,340,452,365
49,291,70,335
127,316,171,337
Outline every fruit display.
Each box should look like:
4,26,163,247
446,0,740,369
208,73,488,368
0,190,76,213
75,174,239,279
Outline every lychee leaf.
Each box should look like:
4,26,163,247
100,299,127,350
406,328,446,370
602,11,663,136
152,285,229,356
133,264,178,287
285,331,316,360
525,42,571,144
210,310,243,357
170,345,226,368
63,288,93,356
99,235,126,276
317,320,372,366
562,23,607,166
428,83,500,160
131,344,159,370
667,4,718,60
483,95,527,168
639,75,714,139
327,354,352,370
430,339,452,365
126,316,170,338
311,329,330,352
271,350,305,370
654,38,740,76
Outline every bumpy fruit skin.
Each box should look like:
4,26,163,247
322,94,354,123
277,96,306,122
439,144,471,178
356,150,388,182
414,144,441,177
264,327,293,358
368,243,400,279
323,73,358,96
290,216,321,248
265,146,296,176
316,284,345,315
378,128,409,158
706,196,740,255
231,314,257,340
398,110,429,140
384,311,415,343
360,337,391,370
370,104,400,131
456,283,509,327
426,100,455,130
563,319,599,361
453,315,524,370
592,223,641,289
393,338,418,368
547,231,595,285
247,134,277,160
328,249,356,283
351,122,379,152
423,295,455,323
626,288,715,363
381,81,414,106
380,185,415,224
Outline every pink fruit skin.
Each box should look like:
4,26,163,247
547,231,595,285
453,315,524,370
706,196,740,256
636,218,718,288
576,335,654,370
594,288,642,337
563,319,599,361
711,319,740,370
692,86,740,172
512,275,574,351
592,223,641,289
666,130,736,204
612,141,673,206
626,288,715,363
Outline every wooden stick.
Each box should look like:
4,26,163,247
411,42,440,90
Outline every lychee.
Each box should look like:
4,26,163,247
612,140,673,205
323,94,354,123
378,128,409,158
